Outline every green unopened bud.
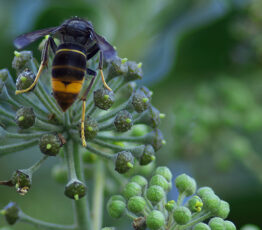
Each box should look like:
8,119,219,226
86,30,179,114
208,217,225,230
123,182,142,200
145,129,164,151
15,107,35,129
132,89,150,113
107,200,126,219
197,187,215,198
109,195,126,203
146,210,165,230
130,175,148,188
146,185,165,205
12,51,33,74
165,200,175,212
131,125,148,137
173,206,191,225
155,166,172,182
11,169,32,195
82,116,99,140
175,174,196,197
133,217,146,230
0,69,9,82
150,174,169,191
136,106,161,128
107,57,128,81
125,61,143,82
194,223,211,230
114,110,133,132
51,164,67,184
140,145,155,165
215,200,230,219
82,151,97,163
240,225,259,230
127,196,146,214
64,179,87,200
94,88,115,110
187,195,203,213
2,202,20,225
224,221,236,230
39,134,62,156
16,69,35,91
202,192,221,214
115,151,134,174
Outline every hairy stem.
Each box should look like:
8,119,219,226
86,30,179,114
28,155,49,174
93,160,105,230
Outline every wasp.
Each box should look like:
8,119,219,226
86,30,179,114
14,17,117,147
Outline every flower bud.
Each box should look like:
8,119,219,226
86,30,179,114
140,86,153,99
224,221,236,230
109,195,126,203
125,61,143,82
15,107,35,129
115,151,134,174
94,88,115,110
146,210,165,230
133,217,146,230
132,89,150,113
175,174,196,197
0,69,8,82
127,196,146,214
39,134,62,156
173,206,192,225
82,116,99,140
114,110,133,132
136,106,161,128
165,200,175,212
16,69,35,91
11,169,32,195
197,187,215,198
12,51,33,74
240,225,259,230
107,57,128,81
215,200,230,219
107,200,126,219
131,125,148,137
150,174,169,191
202,192,221,215
82,150,97,163
130,175,148,188
123,182,142,200
2,202,20,225
145,129,165,151
194,223,211,230
51,164,68,184
64,179,87,200
146,185,165,205
187,195,203,213
139,145,155,166
208,217,225,230
155,166,172,182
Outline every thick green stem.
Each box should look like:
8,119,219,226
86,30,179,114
73,141,93,230
35,118,63,132
85,143,115,159
19,211,75,230
93,160,105,230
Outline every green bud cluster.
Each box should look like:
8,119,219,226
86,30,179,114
107,167,237,230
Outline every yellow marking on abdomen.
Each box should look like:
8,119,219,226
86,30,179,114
56,49,86,58
52,79,84,94
52,65,85,72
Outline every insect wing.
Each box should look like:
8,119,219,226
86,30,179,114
14,26,60,49
94,33,117,61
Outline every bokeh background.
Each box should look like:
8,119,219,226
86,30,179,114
0,0,262,229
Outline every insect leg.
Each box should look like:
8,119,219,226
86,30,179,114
15,36,52,95
49,36,57,54
80,69,97,147
99,51,112,91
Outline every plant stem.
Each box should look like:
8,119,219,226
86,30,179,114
93,160,105,230
28,155,49,174
73,141,93,230
85,143,115,159
19,211,76,230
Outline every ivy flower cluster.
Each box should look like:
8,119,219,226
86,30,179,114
106,166,236,230
0,43,164,230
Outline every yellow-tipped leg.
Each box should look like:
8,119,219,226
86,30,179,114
99,69,112,91
81,100,87,147
15,61,45,95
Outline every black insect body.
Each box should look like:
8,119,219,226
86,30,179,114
14,17,117,146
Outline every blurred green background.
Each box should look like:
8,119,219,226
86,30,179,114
0,0,262,229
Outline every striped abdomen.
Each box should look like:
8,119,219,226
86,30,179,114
52,43,86,111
